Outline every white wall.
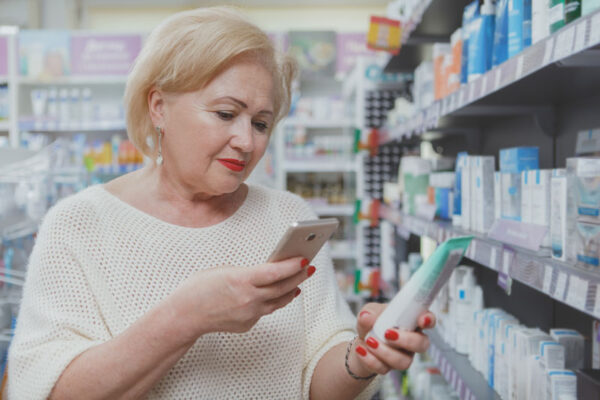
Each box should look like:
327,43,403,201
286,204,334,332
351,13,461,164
86,5,386,32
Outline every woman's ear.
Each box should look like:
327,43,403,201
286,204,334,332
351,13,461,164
148,88,165,128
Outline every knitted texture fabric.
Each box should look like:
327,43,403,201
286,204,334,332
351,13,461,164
8,184,379,399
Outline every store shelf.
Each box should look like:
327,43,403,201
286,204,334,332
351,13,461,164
310,203,355,217
428,328,500,400
384,0,473,73
385,9,600,142
17,76,128,85
282,117,353,129
19,119,126,132
380,205,600,320
282,159,357,173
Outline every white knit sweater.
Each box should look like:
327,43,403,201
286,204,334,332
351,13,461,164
8,184,379,399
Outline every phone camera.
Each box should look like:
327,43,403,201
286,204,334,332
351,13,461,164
306,233,316,241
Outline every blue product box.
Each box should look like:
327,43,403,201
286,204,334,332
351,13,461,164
499,146,539,173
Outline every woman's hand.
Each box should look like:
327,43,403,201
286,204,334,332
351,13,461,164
165,257,315,342
347,303,435,377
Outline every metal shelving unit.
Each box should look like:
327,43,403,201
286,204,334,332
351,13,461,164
380,204,600,321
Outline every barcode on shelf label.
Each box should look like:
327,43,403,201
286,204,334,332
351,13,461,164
543,265,553,294
543,38,555,65
573,19,589,53
554,26,576,61
468,83,476,102
451,369,457,388
554,272,568,300
460,88,467,107
566,275,588,310
490,247,498,270
516,56,524,79
591,14,600,46
437,228,445,243
468,240,477,259
495,68,502,90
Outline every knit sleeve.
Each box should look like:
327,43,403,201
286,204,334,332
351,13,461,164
7,201,111,399
293,200,380,400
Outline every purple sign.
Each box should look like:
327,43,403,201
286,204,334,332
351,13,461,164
0,37,6,76
336,32,372,75
488,219,549,252
70,34,142,75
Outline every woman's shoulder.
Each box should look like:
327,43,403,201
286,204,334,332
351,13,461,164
41,185,107,229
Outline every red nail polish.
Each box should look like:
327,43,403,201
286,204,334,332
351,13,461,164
356,346,367,357
366,337,379,349
307,266,316,277
424,316,432,328
359,310,371,318
384,329,399,341
301,258,309,268
295,288,301,297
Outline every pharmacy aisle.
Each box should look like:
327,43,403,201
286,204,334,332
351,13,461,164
365,0,600,399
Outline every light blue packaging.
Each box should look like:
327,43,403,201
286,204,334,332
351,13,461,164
468,1,496,81
462,1,481,84
453,152,468,222
435,187,453,220
499,146,539,173
508,0,533,58
493,0,510,66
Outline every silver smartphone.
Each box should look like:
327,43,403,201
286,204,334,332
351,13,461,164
267,218,339,263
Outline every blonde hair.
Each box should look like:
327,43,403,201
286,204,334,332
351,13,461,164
124,7,297,158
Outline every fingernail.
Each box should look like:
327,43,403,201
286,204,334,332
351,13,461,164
295,288,301,297
301,258,309,268
366,337,379,349
307,266,316,277
384,329,399,341
424,316,432,328
356,345,367,357
359,310,371,318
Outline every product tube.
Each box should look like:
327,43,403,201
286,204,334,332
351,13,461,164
370,236,473,341
493,0,509,66
468,0,495,81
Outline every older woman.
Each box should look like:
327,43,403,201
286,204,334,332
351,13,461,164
8,7,434,399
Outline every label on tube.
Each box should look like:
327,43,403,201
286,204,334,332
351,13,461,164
370,236,473,340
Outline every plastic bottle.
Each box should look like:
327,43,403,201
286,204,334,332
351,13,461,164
469,0,496,81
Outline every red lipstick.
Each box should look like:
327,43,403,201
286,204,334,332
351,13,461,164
218,159,246,172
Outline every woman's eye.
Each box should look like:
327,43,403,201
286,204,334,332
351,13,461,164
253,121,269,133
216,111,234,121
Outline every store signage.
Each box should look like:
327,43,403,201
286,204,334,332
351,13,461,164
488,219,548,251
71,34,142,75
0,37,7,76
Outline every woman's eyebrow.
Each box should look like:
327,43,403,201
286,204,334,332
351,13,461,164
213,96,273,115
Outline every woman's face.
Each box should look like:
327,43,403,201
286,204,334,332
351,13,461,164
157,58,275,197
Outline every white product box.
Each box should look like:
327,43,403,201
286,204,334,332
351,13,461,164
551,169,568,261
494,172,501,221
471,156,495,233
546,370,577,400
532,0,550,43
531,169,552,248
501,172,522,221
461,156,473,231
521,170,532,223
550,329,584,370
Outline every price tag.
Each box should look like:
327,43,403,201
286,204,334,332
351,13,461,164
494,68,502,90
481,74,489,95
573,19,589,53
543,265,553,294
502,248,515,275
489,247,498,270
566,275,589,311
594,285,600,318
437,228,445,243
591,14,600,45
451,369,458,388
554,26,575,61
468,83,476,102
460,88,467,107
543,38,555,65
554,272,568,300
468,240,477,259
515,56,524,79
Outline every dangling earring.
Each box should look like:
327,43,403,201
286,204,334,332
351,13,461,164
155,126,163,165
